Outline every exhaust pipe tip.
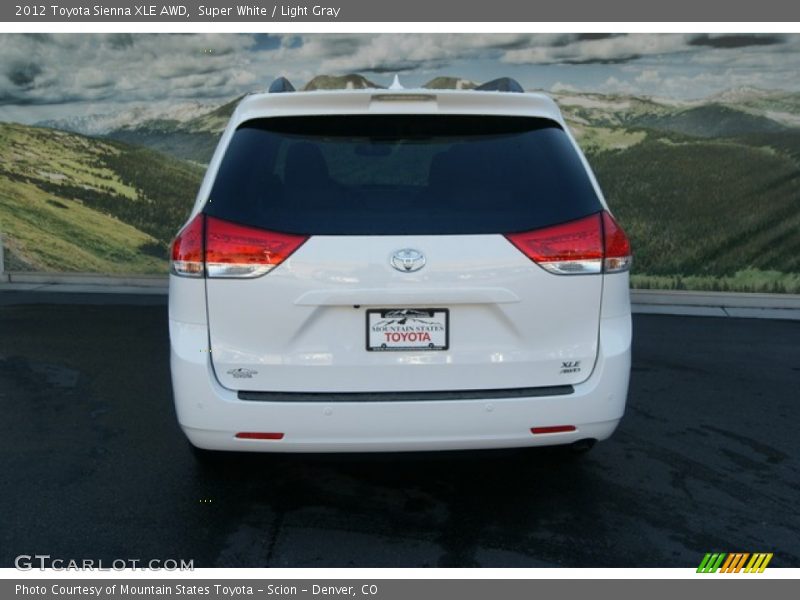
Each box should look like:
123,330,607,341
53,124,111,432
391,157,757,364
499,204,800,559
570,438,597,455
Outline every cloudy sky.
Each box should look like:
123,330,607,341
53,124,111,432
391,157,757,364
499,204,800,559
2,32,800,123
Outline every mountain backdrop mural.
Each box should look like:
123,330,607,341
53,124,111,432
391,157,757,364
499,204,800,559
1,34,800,292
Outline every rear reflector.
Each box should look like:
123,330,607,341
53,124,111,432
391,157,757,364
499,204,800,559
531,425,577,434
505,211,631,275
235,432,285,440
170,214,308,279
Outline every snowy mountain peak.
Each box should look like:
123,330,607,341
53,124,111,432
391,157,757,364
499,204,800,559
37,101,219,136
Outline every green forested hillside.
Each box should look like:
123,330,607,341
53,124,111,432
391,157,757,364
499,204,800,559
106,129,220,165
106,96,242,163
630,104,790,138
556,89,800,292
588,132,800,292
0,122,202,273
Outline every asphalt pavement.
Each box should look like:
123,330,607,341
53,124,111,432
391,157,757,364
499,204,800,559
0,293,798,568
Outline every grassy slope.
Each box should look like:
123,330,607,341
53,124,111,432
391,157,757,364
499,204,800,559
0,122,202,273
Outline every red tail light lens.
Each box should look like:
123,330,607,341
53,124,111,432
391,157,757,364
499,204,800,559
205,216,308,279
170,214,204,277
505,211,631,275
170,215,308,279
602,212,633,273
506,214,603,275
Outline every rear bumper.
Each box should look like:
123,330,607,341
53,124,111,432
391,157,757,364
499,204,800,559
170,314,631,453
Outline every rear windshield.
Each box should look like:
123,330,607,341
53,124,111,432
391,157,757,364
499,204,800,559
203,115,601,235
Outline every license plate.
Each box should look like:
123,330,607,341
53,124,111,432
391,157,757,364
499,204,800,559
366,308,449,351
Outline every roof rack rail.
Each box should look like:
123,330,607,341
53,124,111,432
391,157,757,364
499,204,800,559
475,77,524,93
268,77,296,93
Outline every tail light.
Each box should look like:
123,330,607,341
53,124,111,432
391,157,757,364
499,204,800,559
505,211,631,275
601,212,632,273
205,216,308,278
170,214,204,277
170,215,308,279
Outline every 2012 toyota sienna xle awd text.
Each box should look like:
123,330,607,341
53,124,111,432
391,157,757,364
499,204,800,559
169,77,632,456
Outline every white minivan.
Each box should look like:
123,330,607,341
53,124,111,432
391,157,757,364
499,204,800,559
169,77,632,456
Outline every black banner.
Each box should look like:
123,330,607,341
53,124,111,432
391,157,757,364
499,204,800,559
4,0,800,22
3,579,797,600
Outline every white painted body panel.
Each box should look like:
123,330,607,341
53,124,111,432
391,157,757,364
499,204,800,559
206,234,602,392
168,87,632,452
169,274,630,452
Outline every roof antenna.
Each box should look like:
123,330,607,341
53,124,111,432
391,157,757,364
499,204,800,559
389,75,404,90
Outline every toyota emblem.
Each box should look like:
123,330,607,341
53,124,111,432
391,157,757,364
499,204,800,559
391,249,426,273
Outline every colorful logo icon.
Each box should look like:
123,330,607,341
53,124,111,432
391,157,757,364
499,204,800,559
697,553,773,573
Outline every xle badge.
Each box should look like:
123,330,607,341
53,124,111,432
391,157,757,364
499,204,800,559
560,361,581,374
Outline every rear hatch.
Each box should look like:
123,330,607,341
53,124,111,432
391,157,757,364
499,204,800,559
200,115,605,393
